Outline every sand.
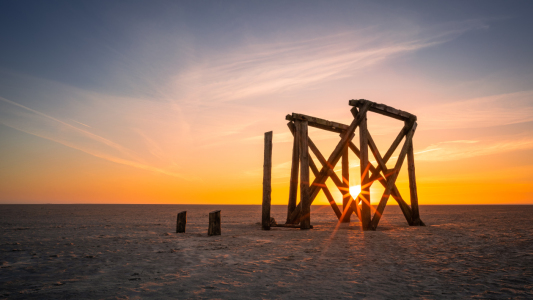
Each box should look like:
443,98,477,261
1,204,533,299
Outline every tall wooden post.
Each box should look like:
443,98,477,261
407,138,424,226
359,112,372,230
341,146,351,222
262,131,273,230
299,120,311,230
286,122,299,223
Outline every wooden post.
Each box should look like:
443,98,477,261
287,122,299,223
408,138,424,226
262,131,273,230
359,112,372,230
299,120,311,230
341,146,351,222
176,211,186,233
208,210,221,236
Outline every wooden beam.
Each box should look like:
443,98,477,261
349,99,416,121
299,120,311,230
341,145,351,222
371,122,417,229
262,131,273,230
286,122,299,224
286,113,348,134
208,210,221,236
359,111,372,230
287,122,342,220
408,138,425,226
287,101,370,224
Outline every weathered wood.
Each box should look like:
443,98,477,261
287,101,370,224
286,122,300,223
287,122,342,220
176,211,186,233
262,131,273,230
208,210,221,236
371,121,417,229
408,138,425,226
341,146,351,222
348,140,413,224
299,120,311,230
359,111,372,230
349,99,416,121
286,113,348,133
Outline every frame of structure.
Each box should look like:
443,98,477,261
283,99,425,230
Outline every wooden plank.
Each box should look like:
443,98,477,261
176,211,186,233
262,131,273,230
299,120,311,230
349,99,416,121
341,145,351,222
408,138,425,226
287,122,342,220
359,111,372,230
208,210,221,236
286,122,299,224
286,113,348,134
287,101,370,224
371,121,417,229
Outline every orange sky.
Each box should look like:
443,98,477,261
1,2,532,205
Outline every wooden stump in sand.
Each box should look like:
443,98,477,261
176,211,186,233
208,210,221,236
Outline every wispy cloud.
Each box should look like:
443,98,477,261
0,96,193,180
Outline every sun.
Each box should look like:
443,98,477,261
349,185,361,198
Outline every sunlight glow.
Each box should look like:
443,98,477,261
349,185,361,199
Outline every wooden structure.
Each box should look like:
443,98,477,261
278,99,424,230
208,210,221,236
176,211,186,233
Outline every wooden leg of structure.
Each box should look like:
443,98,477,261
287,122,299,224
287,122,342,220
262,131,273,230
408,138,425,226
208,210,221,236
341,146,351,222
176,211,186,233
371,121,417,229
299,120,311,230
359,113,372,230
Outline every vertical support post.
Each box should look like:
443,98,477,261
359,112,372,230
299,120,311,230
262,131,273,230
341,146,351,222
208,210,221,236
176,211,186,233
407,139,424,226
287,122,299,223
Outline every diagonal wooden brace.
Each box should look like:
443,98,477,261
287,101,370,224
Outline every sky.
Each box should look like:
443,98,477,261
1,0,532,205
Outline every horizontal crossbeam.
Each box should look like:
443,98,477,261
349,99,416,121
286,113,349,133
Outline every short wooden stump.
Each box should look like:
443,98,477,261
208,210,221,236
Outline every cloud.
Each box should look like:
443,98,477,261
415,90,533,130
415,137,533,161
0,96,194,180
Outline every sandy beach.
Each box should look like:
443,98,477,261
1,204,532,299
